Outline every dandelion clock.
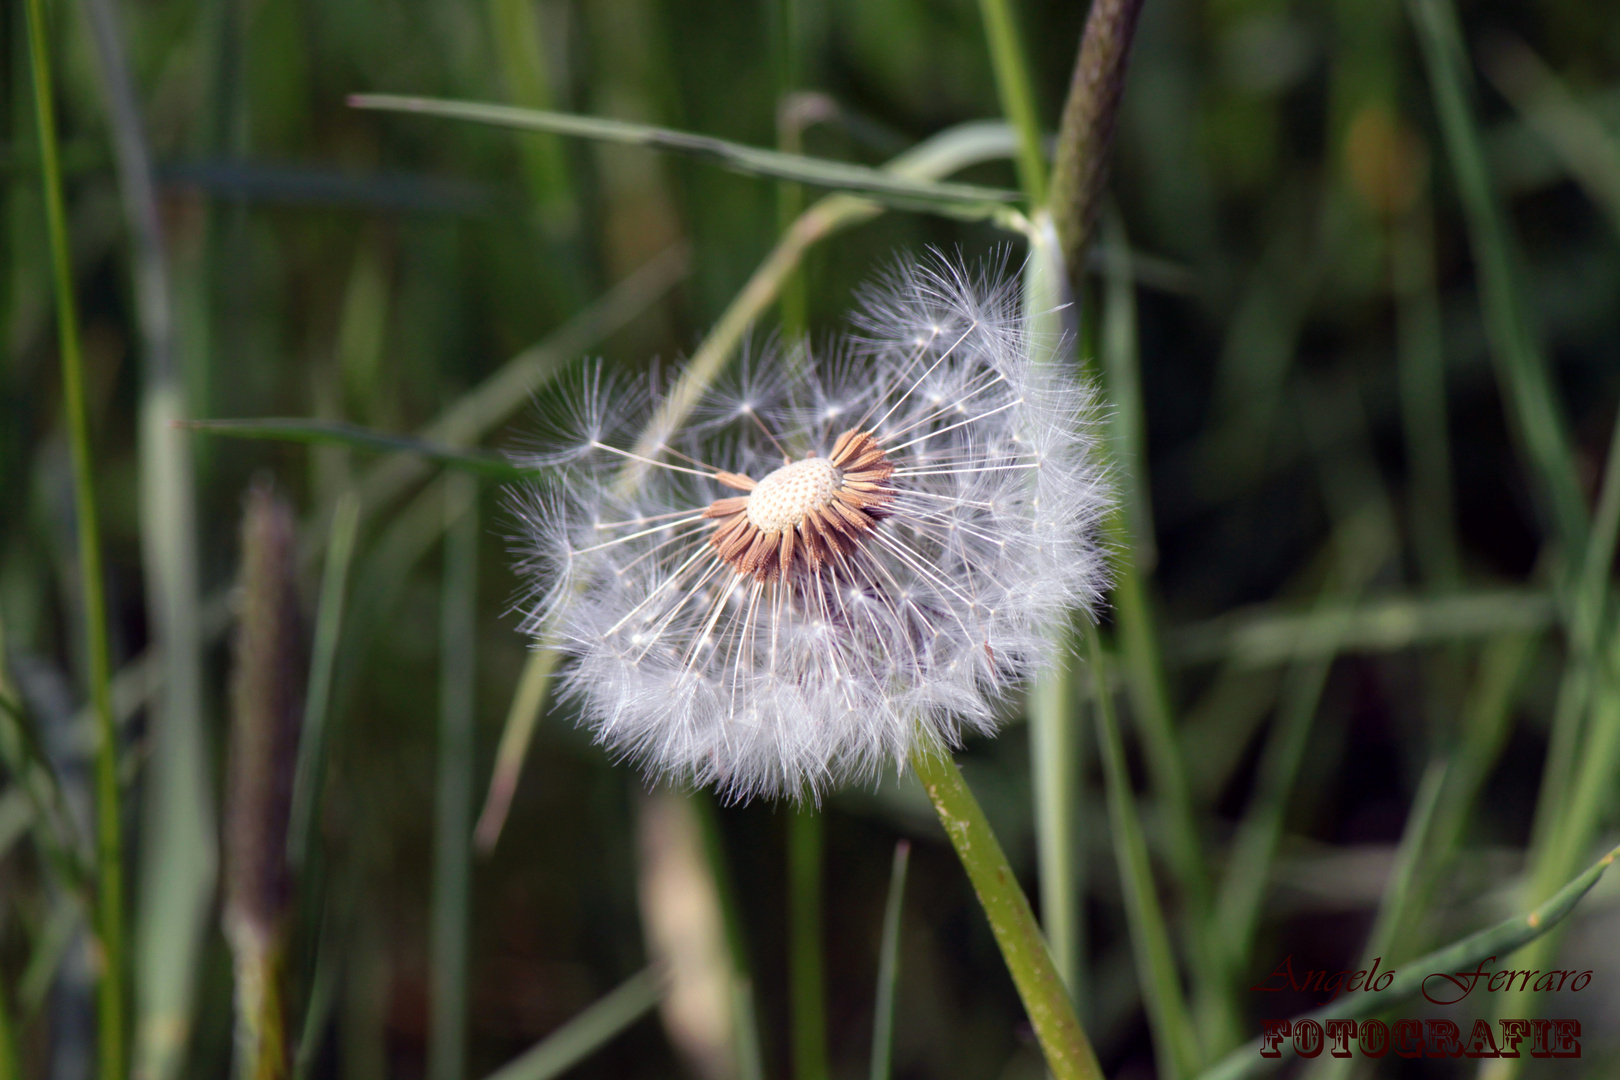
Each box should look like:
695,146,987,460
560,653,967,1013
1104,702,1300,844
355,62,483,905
514,256,1112,800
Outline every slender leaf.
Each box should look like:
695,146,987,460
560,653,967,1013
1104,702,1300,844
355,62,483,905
429,476,478,1080
482,969,663,1080
1087,626,1202,1080
349,95,1022,215
288,492,361,868
181,419,539,483
1408,0,1587,554
23,2,126,1072
1170,589,1556,667
869,841,910,1080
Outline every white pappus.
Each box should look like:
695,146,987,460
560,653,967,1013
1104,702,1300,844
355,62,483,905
513,256,1113,801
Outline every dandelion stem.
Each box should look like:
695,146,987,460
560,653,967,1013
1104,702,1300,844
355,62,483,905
911,749,1102,1080
788,807,828,1080
24,0,127,1075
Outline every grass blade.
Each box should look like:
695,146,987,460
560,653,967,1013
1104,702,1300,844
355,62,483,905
349,95,1021,215
482,969,663,1080
1407,0,1587,554
287,493,362,868
868,840,910,1080
181,419,538,483
974,0,1047,203
23,1,126,1073
1193,842,1620,1080
1483,36,1620,241
1169,589,1555,666
429,476,479,1080
1087,626,1202,1080
910,748,1102,1080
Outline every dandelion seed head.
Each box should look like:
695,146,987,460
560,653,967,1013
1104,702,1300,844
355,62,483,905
513,253,1113,801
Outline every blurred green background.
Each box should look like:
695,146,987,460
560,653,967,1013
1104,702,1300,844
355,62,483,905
3,0,1620,1077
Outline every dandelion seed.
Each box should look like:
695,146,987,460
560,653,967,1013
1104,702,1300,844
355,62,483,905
513,255,1113,801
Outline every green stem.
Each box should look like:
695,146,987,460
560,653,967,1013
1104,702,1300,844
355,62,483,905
788,807,828,1080
429,476,478,1080
24,1,127,1076
868,841,910,1080
910,750,1101,1080
975,0,1047,204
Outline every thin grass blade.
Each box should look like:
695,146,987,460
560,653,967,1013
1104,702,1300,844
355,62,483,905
349,95,1021,215
868,840,910,1080
482,969,663,1080
181,419,538,483
1407,0,1587,555
1170,589,1555,667
1086,626,1202,1080
429,476,479,1080
23,1,126,1071
287,493,362,868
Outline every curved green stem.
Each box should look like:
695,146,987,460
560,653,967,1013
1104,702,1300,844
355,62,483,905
911,750,1101,1080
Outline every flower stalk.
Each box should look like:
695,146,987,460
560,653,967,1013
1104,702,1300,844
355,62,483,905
1050,0,1148,277
910,749,1102,1080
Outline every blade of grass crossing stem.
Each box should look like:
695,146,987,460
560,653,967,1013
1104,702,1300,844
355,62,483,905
288,492,362,868
475,121,1031,851
348,96,1020,216
1022,210,1084,1003
910,748,1102,1080
483,969,663,1080
1407,0,1587,555
974,0,1047,203
869,841,910,1080
1086,626,1202,1080
1193,843,1620,1080
789,807,828,1080
429,476,478,1080
1302,761,1447,1080
24,1,126,1076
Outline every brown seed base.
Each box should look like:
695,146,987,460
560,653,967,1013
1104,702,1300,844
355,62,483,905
703,429,896,582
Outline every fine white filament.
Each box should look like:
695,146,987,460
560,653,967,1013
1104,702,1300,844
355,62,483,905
514,257,1112,801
